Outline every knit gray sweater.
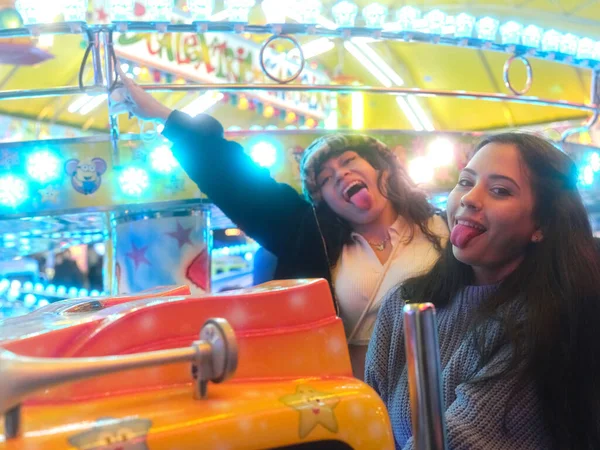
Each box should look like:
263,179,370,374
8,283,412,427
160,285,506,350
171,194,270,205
365,284,550,450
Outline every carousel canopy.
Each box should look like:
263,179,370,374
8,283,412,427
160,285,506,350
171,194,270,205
0,0,598,138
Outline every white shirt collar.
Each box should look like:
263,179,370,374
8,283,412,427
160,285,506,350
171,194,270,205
350,216,407,244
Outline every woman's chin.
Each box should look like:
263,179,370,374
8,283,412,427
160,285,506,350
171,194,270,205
452,245,481,266
345,208,381,225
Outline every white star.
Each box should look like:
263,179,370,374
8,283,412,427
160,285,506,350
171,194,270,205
39,186,59,203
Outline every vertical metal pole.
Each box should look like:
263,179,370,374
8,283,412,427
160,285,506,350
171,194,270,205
561,69,600,142
4,404,21,439
199,206,213,294
100,30,121,166
403,303,448,450
591,69,600,105
90,30,104,87
100,30,120,297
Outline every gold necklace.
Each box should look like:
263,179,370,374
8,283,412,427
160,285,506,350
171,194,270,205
367,236,391,251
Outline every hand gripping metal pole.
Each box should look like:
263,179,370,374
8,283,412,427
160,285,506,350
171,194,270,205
404,303,448,450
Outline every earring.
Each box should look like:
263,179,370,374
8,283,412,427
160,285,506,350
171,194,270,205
532,234,541,243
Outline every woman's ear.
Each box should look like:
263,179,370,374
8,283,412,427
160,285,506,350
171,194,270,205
531,230,544,243
380,169,391,195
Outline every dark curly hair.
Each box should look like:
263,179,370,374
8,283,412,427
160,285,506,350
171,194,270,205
310,142,444,266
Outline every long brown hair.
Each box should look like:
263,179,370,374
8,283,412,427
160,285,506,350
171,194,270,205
402,133,600,449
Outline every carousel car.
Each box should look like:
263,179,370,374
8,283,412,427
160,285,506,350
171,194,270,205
0,279,394,449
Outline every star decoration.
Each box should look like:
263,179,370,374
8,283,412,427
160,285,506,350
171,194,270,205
0,149,19,169
126,243,150,270
68,417,152,450
39,186,59,203
165,176,185,193
280,385,339,439
134,2,146,17
186,248,208,291
131,146,148,162
167,221,192,248
96,7,109,22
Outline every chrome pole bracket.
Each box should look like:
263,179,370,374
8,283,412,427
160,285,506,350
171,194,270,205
1,318,237,439
193,318,238,399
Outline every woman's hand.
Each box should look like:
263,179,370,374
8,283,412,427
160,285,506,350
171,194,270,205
111,63,173,123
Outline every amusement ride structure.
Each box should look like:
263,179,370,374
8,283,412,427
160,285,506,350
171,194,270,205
0,0,599,447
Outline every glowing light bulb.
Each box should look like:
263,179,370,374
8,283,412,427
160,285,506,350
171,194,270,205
424,9,445,35
188,0,214,21
62,0,88,22
249,141,278,168
408,157,434,185
150,145,179,173
499,21,523,45
0,176,28,207
559,33,579,55
225,0,255,22
427,138,455,167
362,3,387,29
144,0,173,22
332,0,358,27
577,38,595,60
26,150,60,182
295,0,321,24
454,13,475,38
119,167,150,196
15,0,57,25
475,16,499,41
109,0,135,21
522,24,543,48
262,0,287,24
395,5,420,32
541,29,561,52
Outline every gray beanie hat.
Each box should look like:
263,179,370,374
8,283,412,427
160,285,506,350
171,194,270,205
300,134,395,204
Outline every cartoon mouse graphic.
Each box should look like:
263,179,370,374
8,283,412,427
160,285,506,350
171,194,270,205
65,157,107,195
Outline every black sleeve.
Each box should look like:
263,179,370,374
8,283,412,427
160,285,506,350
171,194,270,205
162,111,312,257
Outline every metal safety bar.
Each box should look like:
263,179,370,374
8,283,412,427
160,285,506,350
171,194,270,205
0,318,238,439
404,303,448,450
0,84,597,115
0,21,597,147
561,69,600,142
0,21,599,71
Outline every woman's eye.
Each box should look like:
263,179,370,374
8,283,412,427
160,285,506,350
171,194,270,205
343,156,356,165
491,187,511,196
457,178,472,187
318,176,330,186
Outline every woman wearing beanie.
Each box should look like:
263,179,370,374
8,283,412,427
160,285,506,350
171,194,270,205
112,68,448,378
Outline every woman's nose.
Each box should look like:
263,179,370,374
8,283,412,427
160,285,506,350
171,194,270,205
335,169,351,185
460,187,483,210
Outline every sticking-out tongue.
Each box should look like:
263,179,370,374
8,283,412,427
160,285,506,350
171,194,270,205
450,224,485,249
349,188,373,210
